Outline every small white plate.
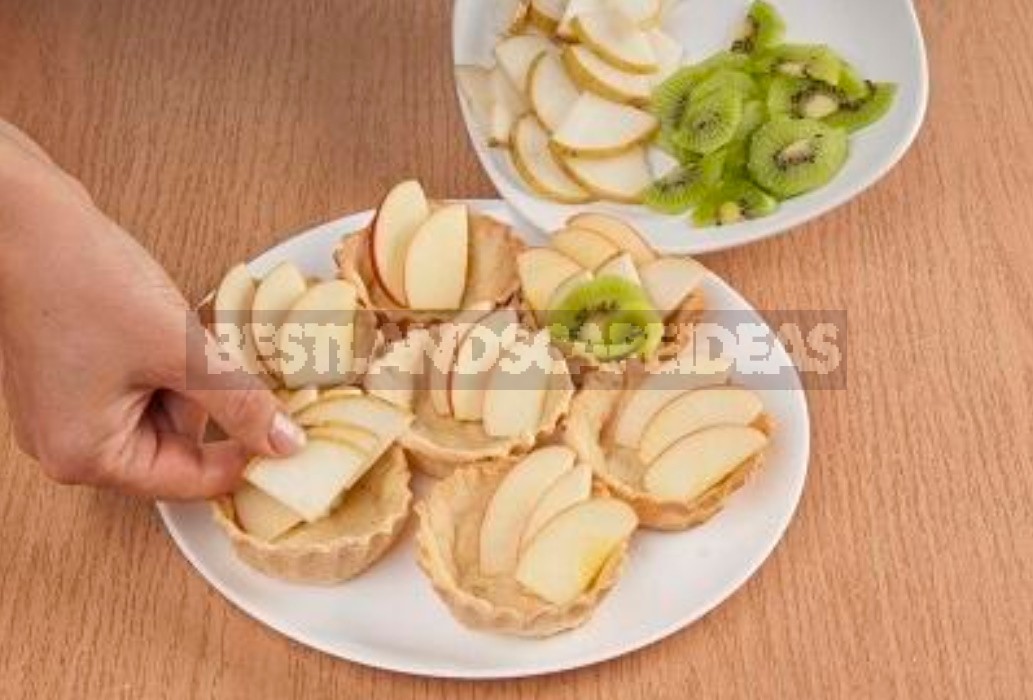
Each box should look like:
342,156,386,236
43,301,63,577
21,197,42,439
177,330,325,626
452,0,928,254
158,201,810,678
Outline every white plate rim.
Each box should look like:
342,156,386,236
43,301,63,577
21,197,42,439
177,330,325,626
450,0,930,255
157,200,811,679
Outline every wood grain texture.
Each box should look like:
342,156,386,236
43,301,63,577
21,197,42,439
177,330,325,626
1,0,1032,698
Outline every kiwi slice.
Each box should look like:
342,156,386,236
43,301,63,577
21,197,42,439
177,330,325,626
748,117,848,198
824,82,897,132
752,44,842,85
652,67,697,150
673,87,743,155
732,1,786,54
837,62,871,101
644,158,723,214
693,180,779,226
768,76,847,119
693,70,761,101
548,277,663,361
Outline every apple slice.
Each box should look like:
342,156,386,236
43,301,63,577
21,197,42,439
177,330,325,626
567,213,655,264
528,0,567,32
489,66,529,146
647,29,683,83
639,256,707,317
515,498,637,605
612,353,733,448
517,248,584,315
212,263,266,378
403,203,469,311
610,0,663,27
319,386,363,401
595,252,642,286
482,330,554,438
560,146,653,203
561,44,652,106
455,65,496,142
251,261,308,370
364,328,434,411
498,0,532,34
550,92,658,158
556,0,605,40
549,226,620,268
572,10,658,74
276,280,358,389
546,268,594,310
449,308,521,421
280,386,321,415
427,309,492,417
232,483,303,541
528,52,581,132
303,423,381,456
294,394,413,455
370,180,431,306
510,115,593,203
643,425,768,501
245,439,372,522
494,34,554,94
520,462,592,548
479,445,576,575
638,387,764,464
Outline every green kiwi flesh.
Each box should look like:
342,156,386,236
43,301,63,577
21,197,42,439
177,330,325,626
674,87,743,155
748,117,848,198
548,277,663,361
732,1,786,54
643,159,722,214
753,44,842,85
767,76,847,119
824,82,897,132
693,180,779,226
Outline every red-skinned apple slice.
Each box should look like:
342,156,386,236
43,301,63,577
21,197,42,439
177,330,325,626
369,180,431,307
403,204,469,311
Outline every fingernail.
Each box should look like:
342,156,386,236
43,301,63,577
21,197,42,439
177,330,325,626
269,411,306,455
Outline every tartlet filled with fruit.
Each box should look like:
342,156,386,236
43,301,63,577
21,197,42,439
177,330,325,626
212,388,415,583
564,345,773,530
362,319,575,478
515,213,706,369
336,180,525,326
415,446,638,636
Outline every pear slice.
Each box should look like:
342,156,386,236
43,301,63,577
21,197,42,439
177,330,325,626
510,115,593,203
550,226,621,268
612,352,733,448
520,462,592,548
370,180,431,306
482,330,554,438
294,394,413,455
276,280,358,389
245,439,373,522
643,425,769,501
488,66,529,146
556,0,605,40
403,204,469,311
517,248,584,315
528,0,567,32
528,52,581,132
319,386,364,401
571,11,658,74
638,387,764,464
610,0,663,28
559,147,653,203
647,28,683,83
546,268,594,311
479,445,577,575
550,92,658,158
251,262,308,370
455,65,496,142
498,0,532,34
595,252,642,286
449,308,521,421
515,498,637,605
213,263,266,378
279,386,321,415
639,256,707,317
567,212,656,264
303,423,381,456
232,483,303,541
562,44,652,106
495,34,554,94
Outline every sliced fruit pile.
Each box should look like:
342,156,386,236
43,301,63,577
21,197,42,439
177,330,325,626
477,446,636,605
212,262,368,389
646,1,897,225
232,390,413,540
428,311,562,439
516,212,705,362
456,0,684,204
367,180,470,310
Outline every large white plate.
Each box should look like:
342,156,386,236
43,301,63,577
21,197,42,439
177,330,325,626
158,201,810,678
452,0,928,254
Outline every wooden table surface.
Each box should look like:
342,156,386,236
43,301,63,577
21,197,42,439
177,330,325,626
1,1,1031,698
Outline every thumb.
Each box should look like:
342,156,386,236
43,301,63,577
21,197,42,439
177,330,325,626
181,331,306,457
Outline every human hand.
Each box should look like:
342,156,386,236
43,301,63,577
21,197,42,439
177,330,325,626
0,120,305,499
